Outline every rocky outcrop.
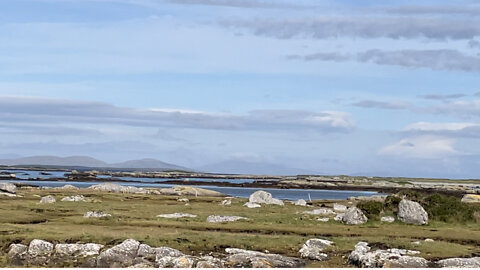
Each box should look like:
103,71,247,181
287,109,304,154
159,186,225,197
61,195,88,202
39,195,56,204
249,190,284,206
96,239,141,268
207,215,248,223
436,257,480,268
349,242,427,268
299,239,333,261
342,207,368,225
84,211,112,219
157,213,197,219
89,183,144,194
224,248,304,268
28,239,54,257
303,208,336,216
0,182,16,194
55,243,104,257
397,199,428,225
55,185,79,190
333,203,347,213
461,194,480,204
381,216,395,223
244,202,261,208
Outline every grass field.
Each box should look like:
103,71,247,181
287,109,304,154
1,188,479,267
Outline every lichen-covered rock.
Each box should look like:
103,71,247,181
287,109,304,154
96,239,140,268
28,239,54,257
381,216,395,223
156,255,196,268
196,256,225,268
225,248,304,268
299,239,333,261
157,213,197,219
436,257,480,268
39,195,56,204
61,195,87,202
303,208,336,216
249,190,284,206
397,199,428,225
244,202,261,208
342,207,368,225
349,242,427,268
207,215,248,223
0,182,16,194
461,194,480,204
55,243,104,257
84,211,111,219
333,203,347,213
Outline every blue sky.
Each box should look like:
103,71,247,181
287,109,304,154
1,0,480,178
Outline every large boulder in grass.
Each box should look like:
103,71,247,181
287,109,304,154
249,191,284,206
461,194,480,204
28,240,54,257
55,243,104,257
342,207,368,225
96,239,140,268
397,199,428,225
225,248,304,268
39,195,56,204
0,182,16,194
299,239,334,261
349,242,428,268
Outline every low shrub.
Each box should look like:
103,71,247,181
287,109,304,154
357,201,384,218
423,194,476,223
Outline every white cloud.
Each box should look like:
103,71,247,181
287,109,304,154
378,135,458,159
405,122,479,132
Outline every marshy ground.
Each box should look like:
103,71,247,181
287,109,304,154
1,188,479,268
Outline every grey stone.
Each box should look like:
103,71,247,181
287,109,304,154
381,216,395,223
28,239,54,257
207,215,248,223
96,239,140,268
225,248,304,268
333,203,347,213
221,199,232,206
461,194,480,204
84,211,112,219
244,202,261,208
196,256,224,268
334,213,345,221
437,257,480,268
342,207,368,225
303,208,336,216
349,242,427,268
249,190,284,206
39,195,56,204
55,243,104,257
89,183,144,194
61,195,87,202
157,213,197,219
295,199,308,206
8,243,27,257
0,182,16,194
299,239,333,261
397,199,428,225
156,255,196,268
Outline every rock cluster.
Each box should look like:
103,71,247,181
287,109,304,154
61,195,88,202
206,215,248,223
7,239,305,268
397,199,429,225
89,183,144,194
349,242,427,268
249,191,284,206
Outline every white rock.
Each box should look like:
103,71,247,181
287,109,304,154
342,207,368,225
0,182,16,194
55,243,104,257
207,215,248,223
28,239,54,257
381,216,395,223
221,199,232,206
333,203,347,213
249,190,284,206
317,218,330,222
299,239,334,261
61,195,87,202
244,202,261,208
157,213,197,219
295,199,307,206
84,211,112,219
39,195,56,204
303,208,336,216
397,199,428,225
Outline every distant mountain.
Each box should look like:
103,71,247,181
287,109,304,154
200,159,320,176
0,156,188,171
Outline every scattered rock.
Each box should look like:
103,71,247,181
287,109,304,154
295,199,307,206
225,248,304,268
61,195,88,202
84,211,112,219
349,242,427,268
381,216,395,223
28,239,54,257
160,186,225,197
333,203,347,213
397,199,428,225
317,218,330,222
196,256,224,268
7,243,27,260
89,183,145,194
97,239,141,268
299,239,333,261
221,199,232,206
334,213,345,221
178,198,190,203
0,182,16,194
349,195,387,202
207,215,248,223
0,191,17,197
249,190,284,206
461,194,480,204
424,239,435,243
56,184,79,190
303,208,336,216
157,213,197,219
55,243,104,257
244,202,261,209
342,207,368,225
39,195,56,204
437,257,480,268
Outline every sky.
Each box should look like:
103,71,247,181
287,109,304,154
1,0,480,178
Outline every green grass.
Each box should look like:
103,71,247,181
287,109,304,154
1,188,479,267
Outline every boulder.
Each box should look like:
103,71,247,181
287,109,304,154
333,203,347,213
207,215,248,223
317,218,330,222
61,195,87,202
178,198,190,203
349,242,427,268
0,191,17,197
157,213,197,219
39,195,56,204
55,243,104,257
334,213,345,221
96,239,141,268
28,239,54,257
295,199,308,206
221,199,232,206
196,256,225,268
84,211,112,219
156,255,196,268
159,186,225,197
137,244,183,259
8,243,28,258
342,207,368,225
249,191,284,206
0,182,16,194
461,194,480,204
56,184,79,190
225,248,304,268
303,208,336,216
299,239,333,261
381,216,395,223
436,257,480,268
244,202,261,209
397,199,428,225
89,183,145,194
